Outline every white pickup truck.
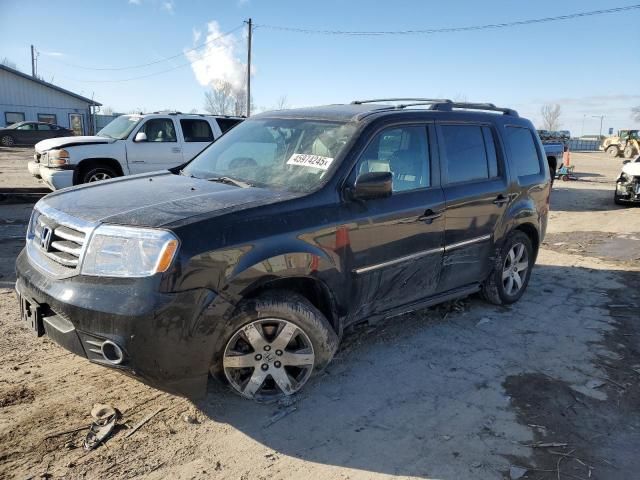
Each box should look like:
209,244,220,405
28,113,243,190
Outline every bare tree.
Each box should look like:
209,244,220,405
204,81,235,115
101,106,115,115
189,108,198,114
632,106,640,122
1,57,17,70
274,95,289,110
540,103,562,130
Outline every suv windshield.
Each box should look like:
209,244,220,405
97,115,142,140
183,118,357,192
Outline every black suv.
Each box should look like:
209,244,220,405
15,99,550,401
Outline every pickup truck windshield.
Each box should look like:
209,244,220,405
183,118,357,193
97,115,142,140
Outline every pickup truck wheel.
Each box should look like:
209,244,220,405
211,292,339,402
1,135,15,147
482,230,534,305
606,146,619,157
81,165,118,184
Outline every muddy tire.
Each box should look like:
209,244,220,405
623,146,636,159
80,164,118,184
0,135,15,147
482,230,534,305
210,291,339,401
606,145,619,158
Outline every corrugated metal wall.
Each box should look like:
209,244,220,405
0,69,93,134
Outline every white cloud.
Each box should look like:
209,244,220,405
186,21,247,93
161,0,174,14
40,51,64,57
192,28,202,43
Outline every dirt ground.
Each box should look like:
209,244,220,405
0,151,638,480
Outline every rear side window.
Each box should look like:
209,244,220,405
440,125,491,183
505,127,541,177
180,119,214,142
216,118,242,134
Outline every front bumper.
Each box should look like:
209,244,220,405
15,248,234,397
27,160,41,178
616,179,640,203
39,166,74,191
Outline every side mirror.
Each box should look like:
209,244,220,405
623,160,631,164
351,172,392,200
134,131,147,142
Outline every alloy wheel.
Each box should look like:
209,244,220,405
223,319,315,400
1,135,14,147
88,172,112,182
502,242,529,296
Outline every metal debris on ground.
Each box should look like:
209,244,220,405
83,404,120,451
182,413,199,424
124,407,165,438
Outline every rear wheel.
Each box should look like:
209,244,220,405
0,135,15,147
80,164,118,184
482,230,534,305
211,292,339,401
606,145,620,157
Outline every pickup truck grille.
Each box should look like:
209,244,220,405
27,205,96,277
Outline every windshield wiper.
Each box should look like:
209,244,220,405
206,176,252,188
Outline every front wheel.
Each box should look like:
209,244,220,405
606,145,619,157
482,231,534,305
80,165,118,184
614,191,626,206
211,292,339,401
0,135,15,147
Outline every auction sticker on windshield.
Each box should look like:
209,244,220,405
287,154,334,170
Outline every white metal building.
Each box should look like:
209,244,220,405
0,64,101,135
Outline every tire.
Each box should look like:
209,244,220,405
0,135,15,147
210,291,339,401
606,145,619,157
80,164,118,184
482,230,534,306
614,191,625,206
623,146,636,159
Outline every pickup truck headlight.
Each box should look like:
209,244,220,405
48,149,70,166
81,225,179,277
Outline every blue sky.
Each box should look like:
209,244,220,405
1,0,639,135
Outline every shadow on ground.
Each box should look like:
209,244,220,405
191,265,640,479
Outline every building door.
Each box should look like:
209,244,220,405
69,114,84,136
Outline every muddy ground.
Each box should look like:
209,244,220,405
0,151,638,479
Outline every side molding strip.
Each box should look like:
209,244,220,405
445,234,492,251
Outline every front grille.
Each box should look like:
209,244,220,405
27,205,96,277
34,220,86,268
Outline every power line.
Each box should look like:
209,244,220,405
255,4,640,36
49,24,244,71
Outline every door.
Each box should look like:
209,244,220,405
36,123,56,141
69,114,83,136
436,123,510,292
179,118,215,160
345,124,445,318
14,122,40,145
126,117,183,173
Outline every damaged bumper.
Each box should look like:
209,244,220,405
14,249,234,397
615,174,640,203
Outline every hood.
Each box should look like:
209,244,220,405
39,172,299,228
36,135,114,152
622,160,640,177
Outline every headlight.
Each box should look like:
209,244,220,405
48,149,70,166
81,225,179,277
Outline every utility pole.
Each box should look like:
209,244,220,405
592,115,604,139
30,45,36,77
245,18,252,117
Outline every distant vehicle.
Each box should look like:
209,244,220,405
15,99,551,401
614,156,640,204
558,130,571,140
27,113,244,190
580,135,606,142
536,130,564,181
600,129,640,158
0,122,73,147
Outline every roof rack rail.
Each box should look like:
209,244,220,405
351,98,452,105
431,102,518,116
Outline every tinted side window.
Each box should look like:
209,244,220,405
216,118,242,134
140,118,176,142
505,127,541,177
180,119,214,142
357,126,430,192
440,125,488,183
38,124,52,131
